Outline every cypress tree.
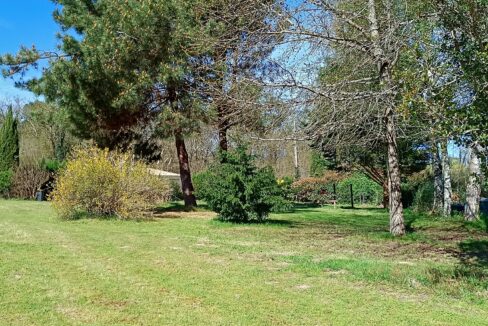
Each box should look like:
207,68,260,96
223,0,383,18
0,106,19,195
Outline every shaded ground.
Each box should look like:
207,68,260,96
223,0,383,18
1,200,487,325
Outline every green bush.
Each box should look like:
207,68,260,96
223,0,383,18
0,169,13,196
412,181,435,213
194,146,287,222
337,173,382,205
50,147,170,219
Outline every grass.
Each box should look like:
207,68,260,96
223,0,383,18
1,200,488,325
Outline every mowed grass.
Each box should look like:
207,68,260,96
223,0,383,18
1,200,488,325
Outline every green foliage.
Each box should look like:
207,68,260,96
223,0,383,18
0,107,19,195
51,147,170,219
40,158,65,173
337,173,382,205
0,169,13,196
194,146,286,222
438,1,488,149
309,150,333,177
412,181,435,213
169,180,184,201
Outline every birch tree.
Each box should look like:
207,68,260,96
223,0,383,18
464,144,482,221
273,0,430,235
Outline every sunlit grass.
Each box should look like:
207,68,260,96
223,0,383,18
1,200,487,325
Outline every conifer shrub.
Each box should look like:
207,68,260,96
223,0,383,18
0,107,19,196
194,146,287,222
50,147,170,219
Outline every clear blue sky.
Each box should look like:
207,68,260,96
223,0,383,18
0,1,59,101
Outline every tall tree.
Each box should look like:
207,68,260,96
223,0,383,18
282,0,430,235
192,0,282,151
436,0,488,219
0,106,19,169
1,0,216,208
0,106,19,195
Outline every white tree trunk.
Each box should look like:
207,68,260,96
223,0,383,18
440,142,452,217
293,120,300,179
464,146,481,221
432,142,443,214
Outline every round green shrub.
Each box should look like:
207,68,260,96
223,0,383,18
194,146,287,222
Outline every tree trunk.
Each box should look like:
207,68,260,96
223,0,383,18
293,120,300,179
464,146,481,221
174,130,197,208
386,109,405,236
440,142,452,217
218,123,229,152
368,0,404,235
432,142,443,214
382,180,389,209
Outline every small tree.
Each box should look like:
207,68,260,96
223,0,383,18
194,146,285,222
0,106,19,195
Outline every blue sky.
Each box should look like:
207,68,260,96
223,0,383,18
0,1,59,101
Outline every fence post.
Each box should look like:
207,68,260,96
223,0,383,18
350,184,354,208
333,183,337,209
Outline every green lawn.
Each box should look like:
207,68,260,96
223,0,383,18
1,200,488,325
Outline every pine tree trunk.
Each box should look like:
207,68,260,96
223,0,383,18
218,124,228,152
464,146,481,221
386,109,405,236
432,142,443,214
440,142,452,217
174,130,197,208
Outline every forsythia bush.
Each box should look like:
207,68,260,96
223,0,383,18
50,147,170,219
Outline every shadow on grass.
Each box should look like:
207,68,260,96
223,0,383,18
482,214,488,233
404,213,420,234
458,240,488,269
214,218,296,227
153,202,211,214
452,240,488,284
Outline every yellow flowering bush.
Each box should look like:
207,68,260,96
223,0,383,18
50,147,170,219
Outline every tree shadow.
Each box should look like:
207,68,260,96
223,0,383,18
481,214,488,233
453,239,488,284
458,240,488,269
153,202,211,214
215,218,296,227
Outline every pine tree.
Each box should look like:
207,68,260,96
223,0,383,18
0,106,19,195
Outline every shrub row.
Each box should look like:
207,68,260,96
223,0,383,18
289,172,382,206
